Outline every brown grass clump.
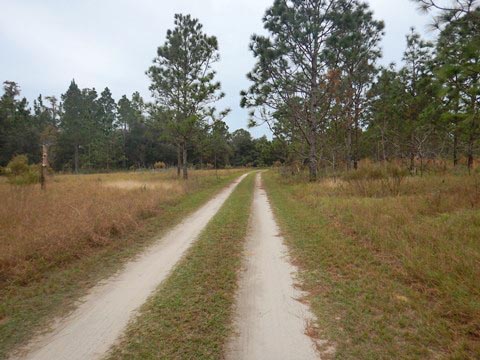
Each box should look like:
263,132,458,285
340,163,409,197
0,169,237,287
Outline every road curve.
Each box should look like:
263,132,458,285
226,173,319,360
12,173,249,360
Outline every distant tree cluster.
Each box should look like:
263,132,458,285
0,80,277,173
242,0,479,180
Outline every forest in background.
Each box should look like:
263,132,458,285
0,81,279,173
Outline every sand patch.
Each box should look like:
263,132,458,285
104,180,181,192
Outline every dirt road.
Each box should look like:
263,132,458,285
12,174,248,360
226,173,319,360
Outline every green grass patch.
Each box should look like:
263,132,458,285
263,171,480,359
0,171,244,360
107,173,255,359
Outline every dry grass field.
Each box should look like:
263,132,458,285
0,169,241,288
0,169,245,358
264,165,480,359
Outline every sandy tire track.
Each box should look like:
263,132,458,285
226,173,319,360
10,174,249,360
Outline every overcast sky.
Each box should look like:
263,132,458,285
0,0,437,137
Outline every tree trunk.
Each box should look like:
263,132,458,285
332,150,337,182
346,128,352,170
410,152,415,174
353,110,360,170
467,98,477,174
41,144,47,190
74,144,79,174
420,154,424,176
381,128,387,163
453,131,458,167
308,42,319,182
308,135,318,182
332,151,336,174
410,134,416,174
468,153,474,173
467,134,474,173
177,146,182,178
182,145,188,180
122,124,127,169
106,143,110,171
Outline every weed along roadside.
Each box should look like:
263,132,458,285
0,170,246,359
262,170,480,359
107,173,255,360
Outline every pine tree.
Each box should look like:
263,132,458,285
96,87,118,169
435,8,480,169
241,0,345,181
400,29,435,171
147,14,226,179
367,66,407,162
326,0,384,169
59,80,87,173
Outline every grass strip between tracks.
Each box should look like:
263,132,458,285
107,172,255,359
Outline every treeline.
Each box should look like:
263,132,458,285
242,0,479,180
0,80,278,173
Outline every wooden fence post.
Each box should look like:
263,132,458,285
41,144,48,190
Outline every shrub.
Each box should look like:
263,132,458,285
342,163,408,197
154,161,167,170
7,155,30,176
5,155,40,185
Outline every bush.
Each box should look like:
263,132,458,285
5,155,40,185
342,166,385,181
7,155,30,176
342,163,409,197
154,161,167,170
